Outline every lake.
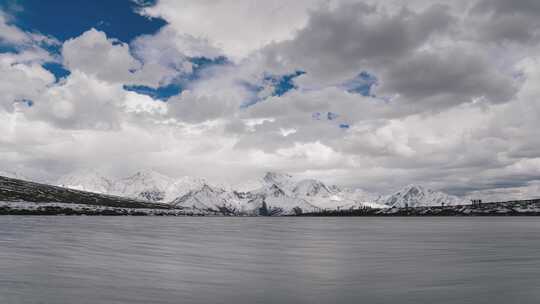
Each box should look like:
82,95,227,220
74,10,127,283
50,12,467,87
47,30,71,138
1,217,540,304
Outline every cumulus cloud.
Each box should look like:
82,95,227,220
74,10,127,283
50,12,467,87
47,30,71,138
0,51,55,111
129,26,224,87
139,0,325,59
26,71,126,129
262,2,456,86
62,28,141,83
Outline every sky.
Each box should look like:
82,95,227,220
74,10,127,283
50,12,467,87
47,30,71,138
1,0,540,200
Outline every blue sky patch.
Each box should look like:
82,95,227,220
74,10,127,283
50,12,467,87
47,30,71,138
264,70,305,97
0,42,20,53
123,83,182,101
186,56,230,81
239,81,265,108
342,71,378,96
241,70,305,107
190,56,229,68
124,56,229,100
42,62,71,82
3,0,166,44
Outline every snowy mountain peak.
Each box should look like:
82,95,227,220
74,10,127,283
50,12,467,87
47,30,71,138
402,183,423,191
112,170,175,202
121,170,173,185
54,170,211,203
263,172,293,186
164,176,207,201
171,182,243,213
293,179,332,197
267,184,287,197
56,170,113,194
199,183,224,194
395,184,428,200
50,169,470,215
380,184,466,208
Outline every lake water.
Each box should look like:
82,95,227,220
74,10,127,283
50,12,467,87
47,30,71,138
1,217,540,304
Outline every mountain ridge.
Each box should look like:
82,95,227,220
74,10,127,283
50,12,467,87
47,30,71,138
2,169,471,215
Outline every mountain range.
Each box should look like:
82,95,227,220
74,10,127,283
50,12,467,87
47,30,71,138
50,170,469,215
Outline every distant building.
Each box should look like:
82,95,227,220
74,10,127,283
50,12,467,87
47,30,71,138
471,199,482,207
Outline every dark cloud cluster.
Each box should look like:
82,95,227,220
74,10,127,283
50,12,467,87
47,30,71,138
471,0,540,45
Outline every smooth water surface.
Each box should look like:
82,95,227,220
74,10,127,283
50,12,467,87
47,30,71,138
1,217,540,304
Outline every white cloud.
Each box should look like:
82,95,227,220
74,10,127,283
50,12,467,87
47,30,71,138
0,51,55,111
62,28,141,83
139,0,324,59
27,71,127,129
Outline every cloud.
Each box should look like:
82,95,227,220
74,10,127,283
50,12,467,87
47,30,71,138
377,47,518,109
129,26,223,87
62,28,141,83
470,0,540,45
167,90,241,124
138,0,324,59
262,2,455,86
0,51,55,111
2,1,540,200
0,11,59,48
26,71,126,129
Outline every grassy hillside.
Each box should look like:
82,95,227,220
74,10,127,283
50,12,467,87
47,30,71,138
0,175,172,209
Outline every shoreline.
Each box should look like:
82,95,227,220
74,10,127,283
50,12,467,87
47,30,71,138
2,199,540,216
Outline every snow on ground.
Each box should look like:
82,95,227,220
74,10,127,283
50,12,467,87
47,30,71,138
0,201,209,216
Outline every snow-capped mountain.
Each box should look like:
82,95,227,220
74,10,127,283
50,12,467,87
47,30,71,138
164,176,208,202
340,187,385,209
262,172,296,191
244,192,316,215
56,170,207,203
51,170,469,215
171,184,244,214
378,184,468,208
57,170,114,194
111,170,175,202
244,179,318,215
290,179,385,210
170,173,318,215
169,171,387,215
292,179,332,197
234,172,385,214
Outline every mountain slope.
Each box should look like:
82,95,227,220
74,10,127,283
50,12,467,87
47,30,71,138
111,170,175,202
57,170,114,194
163,176,208,202
1,175,172,209
378,184,467,208
171,184,244,214
238,173,385,214
56,170,208,204
50,170,471,214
